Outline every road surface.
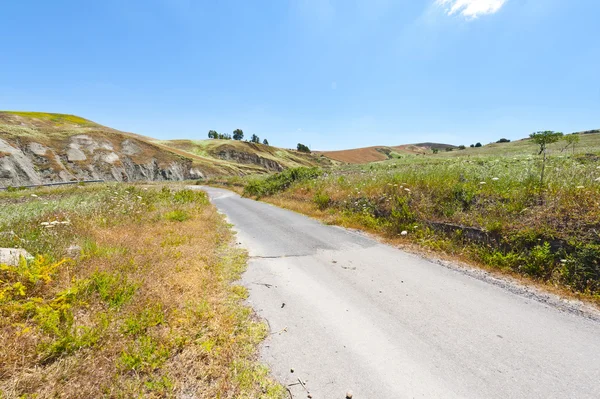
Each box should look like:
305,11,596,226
200,187,600,399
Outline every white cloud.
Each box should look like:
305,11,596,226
436,0,507,18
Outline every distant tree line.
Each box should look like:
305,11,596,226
207,129,269,145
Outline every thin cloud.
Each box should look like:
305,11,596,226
436,0,507,18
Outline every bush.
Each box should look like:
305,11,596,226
244,167,322,198
313,191,331,210
297,143,311,153
497,138,511,143
522,242,555,278
560,244,600,293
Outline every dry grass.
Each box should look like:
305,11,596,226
0,185,284,398
317,144,428,164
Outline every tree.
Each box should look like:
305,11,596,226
297,143,311,153
562,134,580,155
432,148,439,154
445,147,453,152
470,144,475,148
458,145,466,150
475,142,482,147
233,129,244,141
497,138,511,143
530,130,564,185
250,134,260,143
263,139,269,145
208,130,218,139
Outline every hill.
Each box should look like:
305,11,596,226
439,131,600,158
154,139,330,174
317,143,454,164
0,111,325,187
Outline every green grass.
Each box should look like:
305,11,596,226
233,144,600,299
441,132,600,157
2,111,96,126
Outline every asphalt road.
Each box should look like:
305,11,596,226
200,186,600,399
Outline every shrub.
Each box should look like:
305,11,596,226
313,191,331,210
244,167,322,198
522,242,555,278
297,143,311,153
560,244,600,293
164,209,190,222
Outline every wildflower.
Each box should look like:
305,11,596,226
31,194,38,197
400,231,408,236
136,196,143,199
480,182,486,185
576,186,584,189
492,177,499,181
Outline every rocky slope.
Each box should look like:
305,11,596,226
0,112,324,187
0,112,204,187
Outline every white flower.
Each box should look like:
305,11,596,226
492,177,499,181
31,194,38,197
400,231,408,236
137,196,143,199
576,186,584,189
480,182,486,185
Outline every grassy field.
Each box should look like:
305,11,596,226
0,184,284,398
217,133,600,303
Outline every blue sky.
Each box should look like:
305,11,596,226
1,0,598,150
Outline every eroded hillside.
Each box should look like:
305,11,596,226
0,112,326,187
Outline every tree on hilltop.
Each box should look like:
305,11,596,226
297,143,311,153
208,130,218,139
263,139,269,145
233,129,244,141
250,134,260,143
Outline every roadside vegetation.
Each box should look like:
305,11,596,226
216,133,600,303
0,184,284,398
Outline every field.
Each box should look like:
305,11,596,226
0,184,284,398
217,132,600,302
317,144,443,164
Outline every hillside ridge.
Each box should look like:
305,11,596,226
0,111,324,187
